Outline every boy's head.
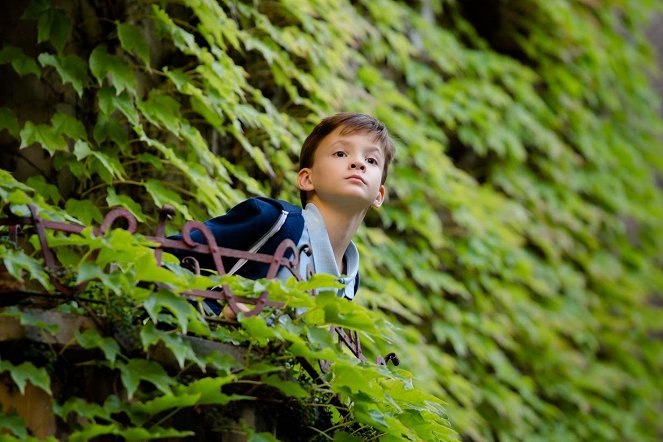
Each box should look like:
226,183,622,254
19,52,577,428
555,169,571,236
298,113,395,207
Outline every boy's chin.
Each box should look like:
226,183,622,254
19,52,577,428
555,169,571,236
325,193,378,211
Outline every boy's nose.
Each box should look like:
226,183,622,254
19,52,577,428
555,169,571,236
350,161,366,171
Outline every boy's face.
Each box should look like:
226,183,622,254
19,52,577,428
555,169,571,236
297,126,385,210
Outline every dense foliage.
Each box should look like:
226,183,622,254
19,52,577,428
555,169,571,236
1,0,662,440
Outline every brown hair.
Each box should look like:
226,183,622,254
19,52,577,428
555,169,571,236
298,112,395,206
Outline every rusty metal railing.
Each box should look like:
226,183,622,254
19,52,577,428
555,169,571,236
0,204,399,369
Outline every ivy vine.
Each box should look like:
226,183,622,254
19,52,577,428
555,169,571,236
0,0,662,441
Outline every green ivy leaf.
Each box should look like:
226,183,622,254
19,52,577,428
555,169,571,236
23,0,72,53
312,291,379,333
65,198,103,225
163,67,190,91
0,245,52,290
117,358,175,399
38,53,88,97
91,149,127,181
93,114,129,148
0,156,41,186
140,322,203,369
143,289,198,334
144,179,190,218
279,325,336,361
0,107,19,137
247,432,281,442
26,175,61,203
73,139,91,160
239,315,278,346
97,87,139,125
75,262,125,294
19,121,67,154
0,306,60,335
134,253,181,285
117,22,151,66
54,396,116,422
39,9,72,53
122,426,194,441
333,432,365,442
106,187,146,222
51,112,87,141
21,0,50,21
75,329,121,366
204,351,242,374
0,45,40,77
174,376,245,405
67,424,120,442
0,360,52,395
261,374,309,398
89,46,137,94
126,393,201,426
138,90,182,133
0,412,28,439
190,95,224,128
1,190,32,214
137,153,165,171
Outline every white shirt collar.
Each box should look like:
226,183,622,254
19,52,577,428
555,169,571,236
303,203,359,299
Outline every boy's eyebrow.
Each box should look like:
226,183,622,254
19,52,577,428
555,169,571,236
365,146,384,157
330,139,383,156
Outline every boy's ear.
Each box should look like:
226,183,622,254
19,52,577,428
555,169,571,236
297,168,314,192
372,185,385,208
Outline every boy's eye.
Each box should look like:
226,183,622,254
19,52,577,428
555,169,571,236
333,151,346,157
367,157,378,165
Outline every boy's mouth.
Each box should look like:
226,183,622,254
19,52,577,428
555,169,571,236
346,175,366,184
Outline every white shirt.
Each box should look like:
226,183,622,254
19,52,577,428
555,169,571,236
277,203,359,299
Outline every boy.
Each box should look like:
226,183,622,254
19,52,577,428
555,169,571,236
169,112,395,316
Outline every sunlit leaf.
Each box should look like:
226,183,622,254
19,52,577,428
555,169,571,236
138,91,182,133
106,186,146,222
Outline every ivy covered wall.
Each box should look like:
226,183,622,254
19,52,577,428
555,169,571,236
1,0,662,440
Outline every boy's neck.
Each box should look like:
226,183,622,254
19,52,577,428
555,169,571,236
307,197,366,273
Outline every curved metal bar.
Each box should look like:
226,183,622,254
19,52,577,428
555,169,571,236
154,205,175,266
29,205,55,270
28,205,73,296
178,220,240,314
265,239,298,279
237,238,300,317
180,221,227,276
181,256,202,275
97,208,138,236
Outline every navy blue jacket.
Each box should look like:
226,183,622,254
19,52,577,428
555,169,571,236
168,197,360,315
168,197,305,279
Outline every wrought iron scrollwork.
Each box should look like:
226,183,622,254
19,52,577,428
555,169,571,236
0,204,400,368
